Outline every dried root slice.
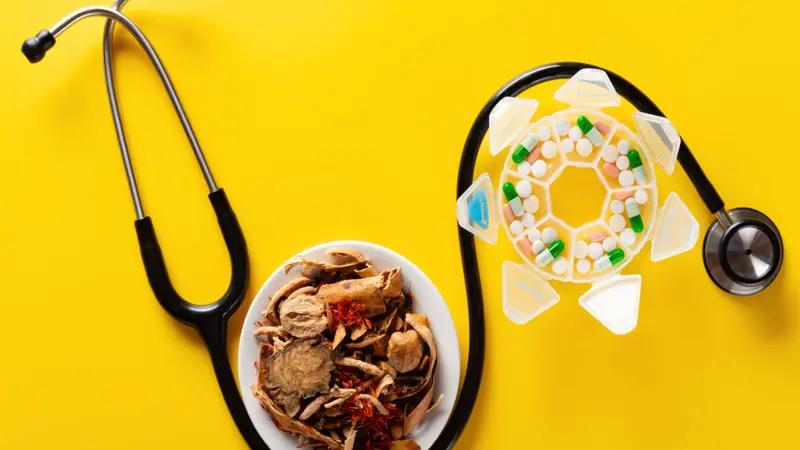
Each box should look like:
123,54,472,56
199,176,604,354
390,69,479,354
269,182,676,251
343,427,357,450
267,340,334,416
344,333,386,350
375,373,395,398
299,394,332,421
355,266,378,278
255,326,289,342
332,323,347,350
251,386,343,450
330,387,357,398
350,322,368,341
325,396,350,409
325,248,367,263
403,382,436,437
263,277,312,319
358,394,389,415
280,295,328,338
335,357,385,377
387,330,423,373
394,313,438,399
427,394,444,414
379,362,398,380
285,257,364,275
389,441,421,450
287,286,317,301
316,269,404,318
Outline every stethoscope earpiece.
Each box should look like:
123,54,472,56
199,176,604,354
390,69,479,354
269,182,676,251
703,208,783,296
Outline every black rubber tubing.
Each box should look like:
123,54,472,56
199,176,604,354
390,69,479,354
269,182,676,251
451,62,725,450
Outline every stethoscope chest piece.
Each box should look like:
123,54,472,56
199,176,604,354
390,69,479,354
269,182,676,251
704,208,783,296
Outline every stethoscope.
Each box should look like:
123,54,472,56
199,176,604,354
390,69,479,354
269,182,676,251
20,3,782,449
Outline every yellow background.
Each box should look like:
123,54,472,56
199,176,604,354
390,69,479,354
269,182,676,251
1,0,798,448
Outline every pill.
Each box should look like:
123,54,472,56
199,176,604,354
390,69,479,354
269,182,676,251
609,214,626,232
512,134,539,164
576,138,593,157
588,242,604,260
615,190,634,200
552,256,569,275
502,182,525,216
535,240,565,267
568,126,583,141
532,239,546,254
537,126,551,141
517,160,531,175
555,118,570,136
620,228,636,246
610,199,625,214
593,248,625,272
619,170,634,187
615,155,630,171
523,195,539,213
628,150,647,184
542,227,558,244
589,231,607,242
502,204,515,222
510,220,524,235
559,138,575,154
635,189,649,204
617,139,630,155
593,120,611,135
602,237,616,252
573,241,589,259
602,145,618,163
576,258,591,274
578,115,604,146
542,141,558,159
527,228,542,242
516,180,533,198
531,160,547,178
603,163,620,178
525,144,542,164
625,198,644,233
518,237,533,256
521,213,536,228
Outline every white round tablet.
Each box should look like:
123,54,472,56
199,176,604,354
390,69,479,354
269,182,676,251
542,141,558,159
609,214,626,232
555,118,570,136
602,145,619,163
532,240,546,254
602,237,616,252
509,220,523,235
588,242,604,260
617,139,630,154
615,155,630,171
568,126,583,141
523,195,539,213
576,258,591,274
515,180,533,198
576,138,593,157
618,170,634,187
527,228,541,242
521,213,535,228
559,138,575,154
573,241,588,259
610,199,625,214
620,228,636,246
635,189,649,204
517,160,531,175
537,126,551,141
531,160,547,178
542,227,558,244
552,256,568,275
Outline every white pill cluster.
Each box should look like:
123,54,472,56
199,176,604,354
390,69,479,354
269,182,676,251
607,190,649,245
573,230,620,275
515,125,560,179
517,226,568,275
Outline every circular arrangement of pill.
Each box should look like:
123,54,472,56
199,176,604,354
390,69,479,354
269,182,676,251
511,124,561,179
573,230,626,275
517,225,569,276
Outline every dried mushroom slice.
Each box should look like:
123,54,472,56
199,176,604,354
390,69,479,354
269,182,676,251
266,339,334,415
387,330,423,373
280,294,328,338
263,277,312,320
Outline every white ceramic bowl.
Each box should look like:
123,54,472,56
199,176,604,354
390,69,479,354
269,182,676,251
237,240,460,450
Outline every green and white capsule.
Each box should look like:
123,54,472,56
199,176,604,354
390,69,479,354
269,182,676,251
625,198,644,233
502,182,524,216
511,134,539,164
535,240,565,267
577,115,604,147
628,150,647,184
593,248,625,272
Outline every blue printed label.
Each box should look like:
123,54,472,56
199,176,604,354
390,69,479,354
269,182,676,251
468,189,489,230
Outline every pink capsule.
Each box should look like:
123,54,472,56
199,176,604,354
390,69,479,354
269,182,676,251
615,190,634,200
589,231,607,243
503,204,515,222
518,237,533,256
525,144,542,163
602,162,620,178
594,120,611,135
